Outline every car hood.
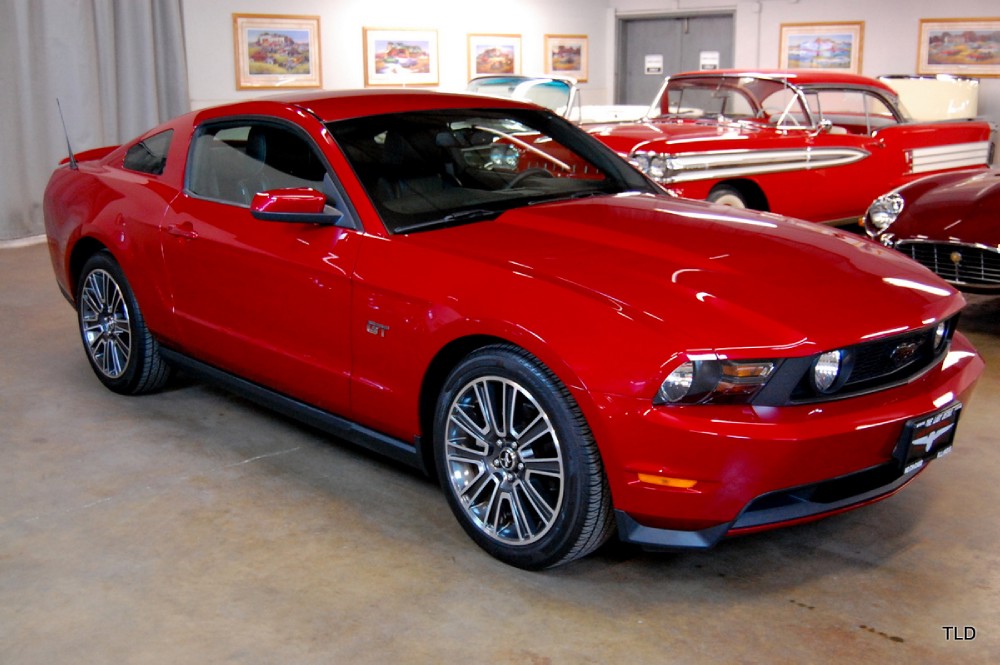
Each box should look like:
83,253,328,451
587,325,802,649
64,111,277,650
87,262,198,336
587,120,765,155
409,194,962,356
898,169,1000,243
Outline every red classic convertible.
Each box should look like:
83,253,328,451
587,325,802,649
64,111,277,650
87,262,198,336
590,70,994,225
865,168,1000,293
44,90,983,568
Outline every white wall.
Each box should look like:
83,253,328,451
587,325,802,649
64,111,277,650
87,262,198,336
182,0,1000,129
181,0,612,110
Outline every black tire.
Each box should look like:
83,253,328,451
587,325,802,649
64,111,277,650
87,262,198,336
707,185,748,208
76,251,172,395
433,344,614,569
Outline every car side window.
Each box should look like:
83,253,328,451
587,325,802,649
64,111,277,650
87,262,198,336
123,130,173,175
808,90,898,134
187,121,328,206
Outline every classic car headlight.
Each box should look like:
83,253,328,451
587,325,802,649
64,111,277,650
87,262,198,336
489,144,520,170
630,152,651,173
655,358,776,405
864,192,904,237
629,151,673,181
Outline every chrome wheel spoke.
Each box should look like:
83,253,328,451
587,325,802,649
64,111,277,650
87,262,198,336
80,269,131,379
521,455,562,478
444,374,565,546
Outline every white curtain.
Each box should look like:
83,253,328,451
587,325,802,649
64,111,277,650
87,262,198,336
0,0,189,242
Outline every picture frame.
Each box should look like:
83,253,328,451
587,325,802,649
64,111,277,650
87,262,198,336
917,18,1000,77
363,28,439,86
233,14,321,90
468,34,522,78
544,34,588,82
778,22,864,74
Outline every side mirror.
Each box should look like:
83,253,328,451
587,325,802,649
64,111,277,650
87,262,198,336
250,187,343,224
811,119,834,137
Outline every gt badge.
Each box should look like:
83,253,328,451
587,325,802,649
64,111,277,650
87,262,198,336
366,321,390,337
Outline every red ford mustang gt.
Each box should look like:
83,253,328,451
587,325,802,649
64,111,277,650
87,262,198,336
44,90,983,568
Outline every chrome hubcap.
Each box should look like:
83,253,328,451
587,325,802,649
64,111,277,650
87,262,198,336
80,269,131,378
444,376,564,545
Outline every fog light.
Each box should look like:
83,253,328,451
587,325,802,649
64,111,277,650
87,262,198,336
812,350,844,393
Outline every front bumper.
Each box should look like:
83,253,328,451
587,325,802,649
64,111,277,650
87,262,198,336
595,332,983,550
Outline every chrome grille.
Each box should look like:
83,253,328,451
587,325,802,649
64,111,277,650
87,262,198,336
896,240,1000,289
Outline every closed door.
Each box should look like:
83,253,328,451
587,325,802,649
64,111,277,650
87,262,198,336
616,14,734,105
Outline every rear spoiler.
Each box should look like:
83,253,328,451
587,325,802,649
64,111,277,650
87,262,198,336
58,145,119,166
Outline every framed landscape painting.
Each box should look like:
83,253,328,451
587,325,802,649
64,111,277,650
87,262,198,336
233,14,321,89
918,18,1000,77
468,34,522,78
544,34,588,82
779,22,864,74
363,28,439,86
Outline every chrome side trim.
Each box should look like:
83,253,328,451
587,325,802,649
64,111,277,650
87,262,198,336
909,141,991,174
637,147,871,184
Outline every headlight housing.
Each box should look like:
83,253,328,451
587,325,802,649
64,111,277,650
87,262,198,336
864,192,904,238
810,349,851,394
655,358,776,405
629,151,673,181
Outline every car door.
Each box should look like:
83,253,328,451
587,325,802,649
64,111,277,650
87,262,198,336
161,118,361,416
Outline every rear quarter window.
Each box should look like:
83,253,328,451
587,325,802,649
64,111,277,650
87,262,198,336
123,130,174,175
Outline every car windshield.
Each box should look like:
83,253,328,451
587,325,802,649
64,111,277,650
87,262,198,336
328,108,653,233
467,76,576,117
652,76,806,126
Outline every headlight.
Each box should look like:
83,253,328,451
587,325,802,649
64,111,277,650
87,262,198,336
810,349,854,394
864,192,904,237
933,320,949,351
648,155,669,180
489,144,519,170
811,350,843,393
630,152,651,173
629,151,673,181
655,358,776,405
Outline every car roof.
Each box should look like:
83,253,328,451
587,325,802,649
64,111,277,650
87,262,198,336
669,69,897,95
194,89,538,125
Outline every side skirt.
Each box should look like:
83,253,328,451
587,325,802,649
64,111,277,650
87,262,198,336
159,348,429,475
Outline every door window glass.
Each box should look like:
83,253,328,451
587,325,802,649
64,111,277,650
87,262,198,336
187,122,327,206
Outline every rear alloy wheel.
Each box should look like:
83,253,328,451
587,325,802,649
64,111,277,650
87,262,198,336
707,185,749,208
77,251,171,395
434,345,613,569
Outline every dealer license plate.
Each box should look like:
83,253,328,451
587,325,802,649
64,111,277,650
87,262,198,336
893,402,962,475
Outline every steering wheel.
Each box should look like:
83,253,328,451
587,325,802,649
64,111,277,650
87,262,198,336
503,168,554,189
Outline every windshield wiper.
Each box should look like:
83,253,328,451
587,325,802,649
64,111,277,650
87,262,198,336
526,189,614,206
394,209,502,234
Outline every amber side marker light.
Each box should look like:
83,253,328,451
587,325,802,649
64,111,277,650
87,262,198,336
638,473,698,489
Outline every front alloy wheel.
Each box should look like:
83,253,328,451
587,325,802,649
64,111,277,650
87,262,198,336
435,345,613,569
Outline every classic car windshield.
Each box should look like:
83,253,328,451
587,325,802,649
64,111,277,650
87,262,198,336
467,76,576,117
653,76,810,126
329,108,652,233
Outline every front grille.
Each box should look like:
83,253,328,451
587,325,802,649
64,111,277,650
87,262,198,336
837,328,937,393
753,316,958,406
897,240,1000,289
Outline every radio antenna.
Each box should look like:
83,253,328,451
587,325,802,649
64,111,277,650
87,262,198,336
56,99,78,170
